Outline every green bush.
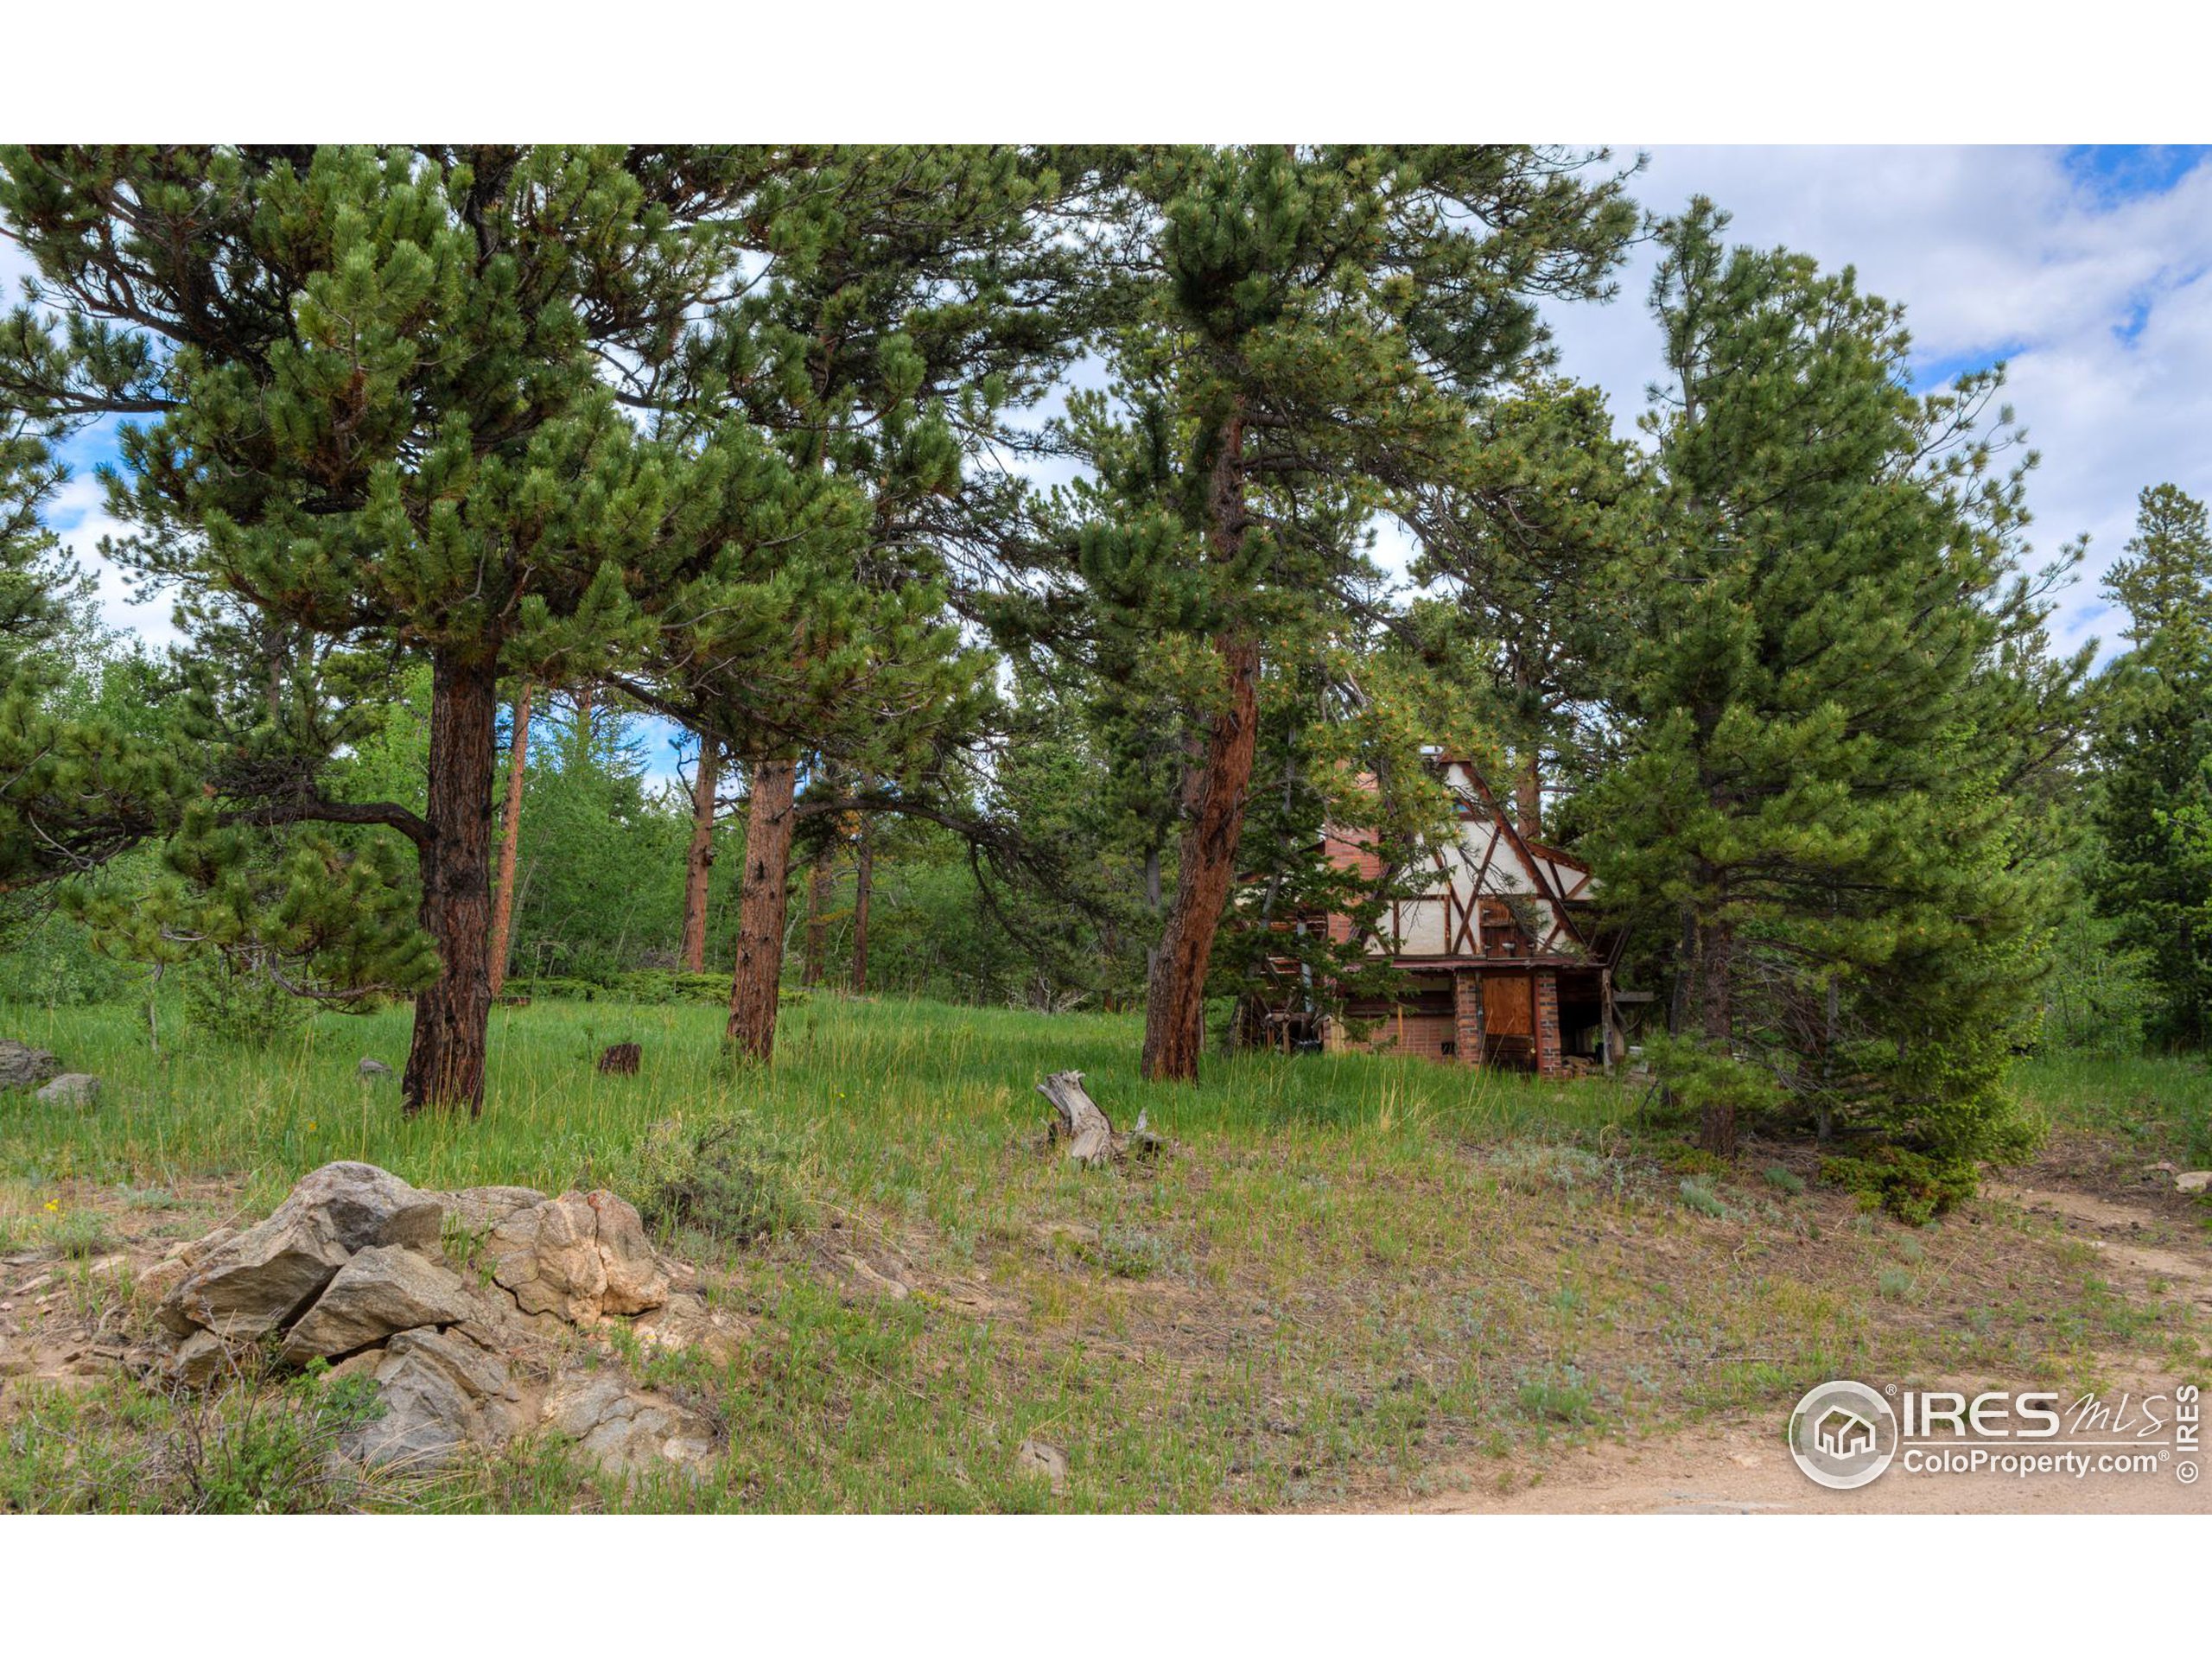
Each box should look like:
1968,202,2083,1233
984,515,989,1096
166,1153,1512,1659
1821,1146,1983,1227
626,1113,810,1247
1676,1176,1731,1219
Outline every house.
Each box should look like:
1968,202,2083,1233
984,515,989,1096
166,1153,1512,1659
1299,753,1626,1077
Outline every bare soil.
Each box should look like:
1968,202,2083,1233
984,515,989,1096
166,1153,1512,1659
1389,1166,2212,1514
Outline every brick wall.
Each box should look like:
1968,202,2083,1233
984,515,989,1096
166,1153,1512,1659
1452,970,1484,1068
1533,969,1562,1078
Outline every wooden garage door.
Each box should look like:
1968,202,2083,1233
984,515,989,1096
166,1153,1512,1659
1482,972,1533,1037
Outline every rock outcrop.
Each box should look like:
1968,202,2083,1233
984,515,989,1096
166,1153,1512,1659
146,1161,740,1479
0,1041,61,1091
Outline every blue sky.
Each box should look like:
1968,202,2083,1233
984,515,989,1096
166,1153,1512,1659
21,145,2210,715
1540,145,2212,658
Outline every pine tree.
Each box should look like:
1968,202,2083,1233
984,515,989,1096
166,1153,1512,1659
0,145,836,1111
1587,200,2065,1183
1061,145,1636,1082
634,145,1090,1063
0,404,181,897
2093,484,2212,1049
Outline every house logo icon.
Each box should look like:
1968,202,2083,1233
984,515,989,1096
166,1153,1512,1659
1815,1406,1876,1460
1789,1381,1898,1490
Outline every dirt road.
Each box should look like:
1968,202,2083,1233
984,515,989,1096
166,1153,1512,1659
1413,1176,2212,1515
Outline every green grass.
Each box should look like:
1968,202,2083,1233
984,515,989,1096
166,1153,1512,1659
2014,1052,2212,1166
2,996,2202,1512
0,995,1634,1206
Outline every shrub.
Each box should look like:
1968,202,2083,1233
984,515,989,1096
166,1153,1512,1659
1516,1367,1595,1424
1821,1146,1982,1226
1677,1177,1731,1219
626,1113,810,1248
1760,1165,1806,1197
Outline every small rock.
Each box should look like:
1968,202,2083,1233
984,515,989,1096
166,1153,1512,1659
1015,1438,1069,1497
358,1058,394,1079
137,1259,191,1303
2178,1172,2212,1195
841,1253,909,1300
0,1040,61,1091
168,1329,235,1389
35,1073,100,1109
279,1244,478,1363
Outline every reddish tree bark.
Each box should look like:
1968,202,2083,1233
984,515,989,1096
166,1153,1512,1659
850,818,874,995
403,653,499,1116
726,757,798,1062
1141,402,1255,1084
1141,634,1262,1083
1515,751,1542,839
487,682,531,999
679,734,720,974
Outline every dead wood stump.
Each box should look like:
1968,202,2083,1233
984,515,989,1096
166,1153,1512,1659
597,1042,642,1076
1036,1071,1161,1167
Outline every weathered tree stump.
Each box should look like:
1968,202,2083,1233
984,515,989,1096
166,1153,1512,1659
1036,1071,1161,1167
598,1042,642,1076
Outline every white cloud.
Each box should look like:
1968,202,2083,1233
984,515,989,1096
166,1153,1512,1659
41,466,183,652
1545,145,2212,660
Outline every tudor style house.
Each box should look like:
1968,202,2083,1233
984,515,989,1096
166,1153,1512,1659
1311,753,1625,1076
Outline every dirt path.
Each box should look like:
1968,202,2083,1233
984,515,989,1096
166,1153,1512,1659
1393,1176,2212,1515
1987,1179,2212,1313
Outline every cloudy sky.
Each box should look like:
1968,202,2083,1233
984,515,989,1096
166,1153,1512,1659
21,145,2211,671
1544,144,2212,659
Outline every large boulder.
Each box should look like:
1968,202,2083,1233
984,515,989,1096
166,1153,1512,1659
486,1190,666,1327
160,1162,445,1340
346,1328,525,1469
279,1245,479,1363
276,1162,444,1255
0,1040,60,1091
35,1073,99,1109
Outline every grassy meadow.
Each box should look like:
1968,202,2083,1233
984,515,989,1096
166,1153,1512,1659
3,992,2208,1512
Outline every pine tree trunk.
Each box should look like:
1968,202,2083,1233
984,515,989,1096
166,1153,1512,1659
1516,751,1542,838
850,819,873,995
802,845,834,988
1141,400,1254,1085
1697,915,1738,1155
487,682,531,999
679,734,720,974
1141,634,1261,1084
404,652,499,1116
726,757,798,1062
